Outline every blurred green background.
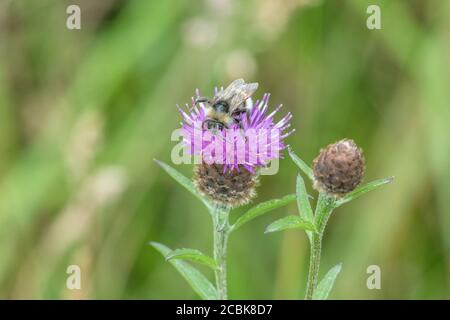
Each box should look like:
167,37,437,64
0,0,449,299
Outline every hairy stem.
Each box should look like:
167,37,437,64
213,204,230,300
305,193,335,300
305,231,322,300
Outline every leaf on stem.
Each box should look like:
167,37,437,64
288,147,314,181
154,159,212,211
335,177,394,207
166,248,217,270
149,242,218,300
312,263,342,300
264,215,316,234
296,174,314,222
230,194,296,232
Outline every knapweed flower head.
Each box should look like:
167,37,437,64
193,163,259,207
178,88,294,173
177,80,293,207
313,139,365,198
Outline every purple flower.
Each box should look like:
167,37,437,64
178,88,294,173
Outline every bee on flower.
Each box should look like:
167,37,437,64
178,79,294,207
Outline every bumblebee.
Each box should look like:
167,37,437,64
196,79,258,132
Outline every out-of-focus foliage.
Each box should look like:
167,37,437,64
0,0,449,299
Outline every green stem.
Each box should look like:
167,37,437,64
305,193,335,300
305,231,322,300
213,204,230,300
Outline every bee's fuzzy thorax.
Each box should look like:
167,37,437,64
193,163,259,207
204,105,233,126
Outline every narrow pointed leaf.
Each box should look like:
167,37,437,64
313,263,342,300
335,177,394,207
265,215,316,234
289,148,314,181
150,242,218,300
166,248,217,270
296,174,314,222
154,159,211,210
230,194,296,232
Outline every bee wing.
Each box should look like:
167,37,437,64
229,82,258,112
216,79,259,111
215,79,244,100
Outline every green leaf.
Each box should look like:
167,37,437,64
289,147,314,181
166,248,217,270
230,194,296,232
149,242,218,300
335,177,394,207
154,159,212,211
296,174,314,222
313,263,342,300
264,215,316,234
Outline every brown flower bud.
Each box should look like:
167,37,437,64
312,139,365,197
193,163,259,207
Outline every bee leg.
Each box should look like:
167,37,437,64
235,122,247,140
203,119,226,133
195,97,209,105
240,128,246,140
